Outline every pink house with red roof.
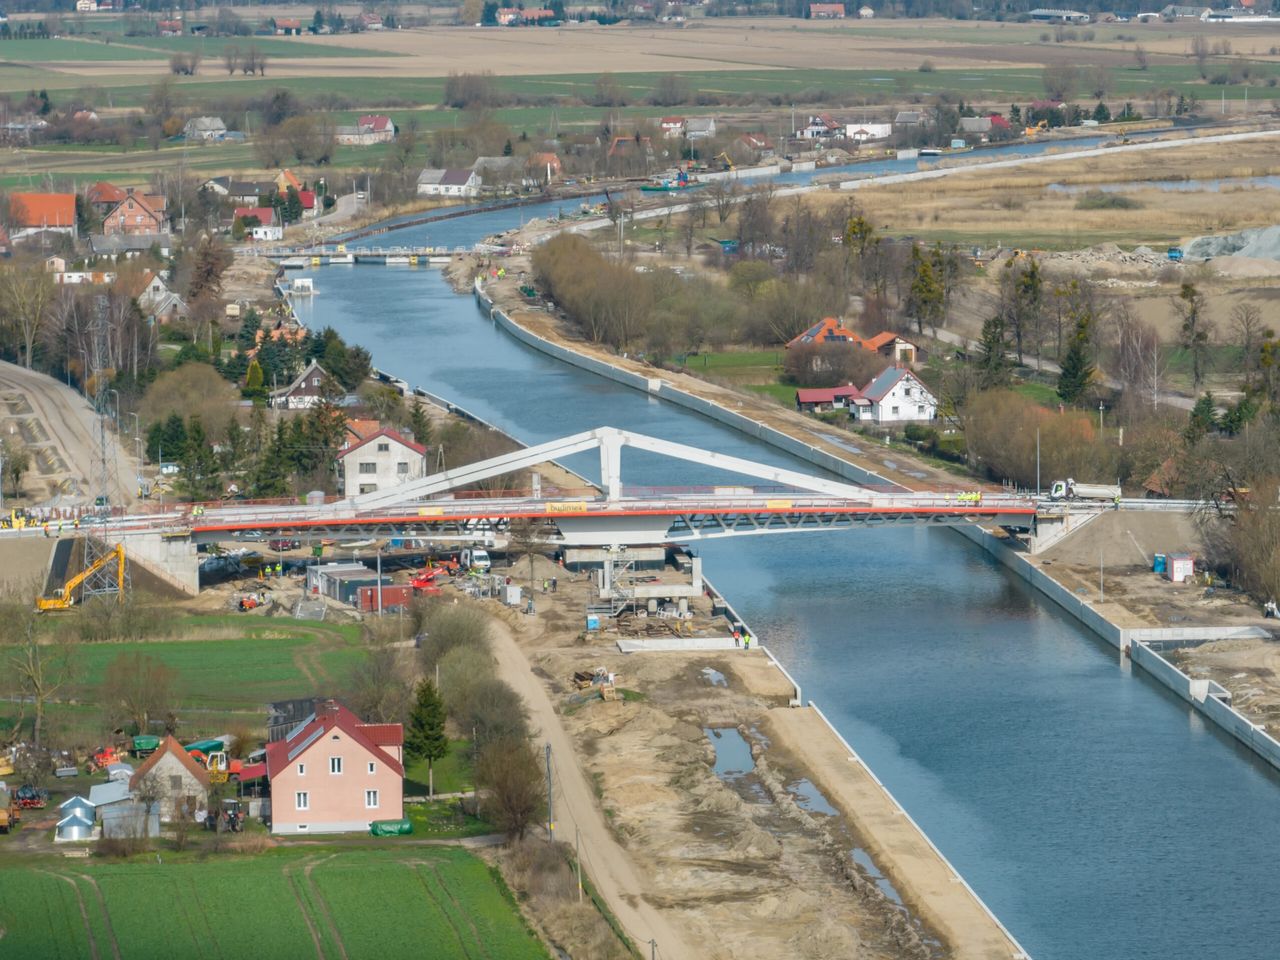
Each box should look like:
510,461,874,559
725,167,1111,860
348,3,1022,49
336,427,428,497
265,699,404,834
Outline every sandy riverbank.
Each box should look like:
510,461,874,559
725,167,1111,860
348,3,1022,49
484,552,1025,960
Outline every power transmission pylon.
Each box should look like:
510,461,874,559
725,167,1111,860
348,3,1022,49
82,294,129,602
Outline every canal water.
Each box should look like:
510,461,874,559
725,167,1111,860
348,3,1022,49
292,153,1280,959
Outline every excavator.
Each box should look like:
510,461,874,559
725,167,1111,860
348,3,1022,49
713,151,735,171
36,544,127,612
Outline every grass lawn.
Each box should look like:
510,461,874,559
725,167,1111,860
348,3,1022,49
1014,380,1062,406
403,798,495,839
0,848,547,960
747,383,797,406
404,738,474,796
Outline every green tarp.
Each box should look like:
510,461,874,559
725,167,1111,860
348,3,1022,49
369,819,413,837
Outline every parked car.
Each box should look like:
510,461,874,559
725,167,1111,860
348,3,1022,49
269,538,302,552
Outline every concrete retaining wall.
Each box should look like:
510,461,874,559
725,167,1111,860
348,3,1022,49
957,523,1280,774
128,532,199,596
478,283,899,490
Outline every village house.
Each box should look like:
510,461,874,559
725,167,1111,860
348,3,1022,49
684,117,718,141
527,152,563,183
337,428,428,497
275,169,303,196
8,192,77,242
416,168,481,198
860,331,918,364
357,11,384,29
157,18,182,34
856,366,937,423
274,16,303,34
797,114,842,140
845,122,892,142
959,116,993,138
659,117,686,139
86,181,127,217
75,0,98,11
235,206,280,240
264,699,404,834
334,114,396,146
90,234,173,259
72,109,99,124
786,316,861,348
809,2,846,16
183,116,227,142
732,133,775,162
132,270,188,323
103,189,166,236
129,735,211,821
894,110,924,128
795,384,868,414
270,359,334,409
858,4,875,16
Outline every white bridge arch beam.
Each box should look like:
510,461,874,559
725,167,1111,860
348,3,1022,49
350,426,871,510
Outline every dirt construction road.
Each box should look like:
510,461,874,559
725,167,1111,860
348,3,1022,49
488,616,698,960
0,360,135,507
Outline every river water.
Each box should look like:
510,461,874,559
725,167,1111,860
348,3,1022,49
291,147,1280,959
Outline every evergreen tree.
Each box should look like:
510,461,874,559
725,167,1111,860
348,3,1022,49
1185,392,1217,443
905,245,944,336
220,418,248,476
977,314,1012,389
409,401,432,450
251,421,290,498
244,358,265,399
146,413,188,463
1093,101,1111,123
177,416,222,501
285,185,303,225
1056,311,1095,404
405,680,449,798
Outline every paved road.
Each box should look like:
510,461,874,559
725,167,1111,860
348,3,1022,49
0,360,135,507
488,617,698,959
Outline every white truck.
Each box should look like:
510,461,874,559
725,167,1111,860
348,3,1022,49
461,547,491,572
1049,478,1121,502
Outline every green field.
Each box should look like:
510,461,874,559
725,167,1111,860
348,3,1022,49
0,37,164,60
0,848,548,960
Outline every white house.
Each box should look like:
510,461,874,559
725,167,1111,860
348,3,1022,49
252,224,284,241
855,367,937,424
684,117,717,140
797,114,842,140
845,122,892,142
416,168,480,198
858,5,875,16
183,116,227,142
270,359,333,410
337,428,428,497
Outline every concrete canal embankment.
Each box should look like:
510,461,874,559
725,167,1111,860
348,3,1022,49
955,524,1280,772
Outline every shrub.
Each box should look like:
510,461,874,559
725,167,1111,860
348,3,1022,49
1074,190,1142,210
918,59,936,73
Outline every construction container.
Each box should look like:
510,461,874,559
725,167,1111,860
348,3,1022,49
564,546,665,573
355,584,414,612
306,562,370,596
585,614,600,631
1167,554,1195,584
503,584,523,607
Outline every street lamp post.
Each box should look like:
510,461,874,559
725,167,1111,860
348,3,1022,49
108,388,121,432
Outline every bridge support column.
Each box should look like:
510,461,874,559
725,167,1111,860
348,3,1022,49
127,533,199,596
599,432,623,501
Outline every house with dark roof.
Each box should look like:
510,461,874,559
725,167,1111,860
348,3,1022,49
857,366,936,423
265,699,404,834
336,428,428,497
270,359,334,409
416,168,480,198
797,114,842,139
129,735,211,821
183,116,227,141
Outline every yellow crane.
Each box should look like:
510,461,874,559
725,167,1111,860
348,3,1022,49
36,544,126,612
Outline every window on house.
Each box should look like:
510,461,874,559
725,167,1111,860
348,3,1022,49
397,462,409,475
169,775,183,790
891,406,899,415
296,792,309,810
376,442,390,452
917,405,925,415
359,483,377,494
368,762,376,775
330,756,343,775
312,377,320,387
358,463,377,474
365,789,379,809
297,762,306,776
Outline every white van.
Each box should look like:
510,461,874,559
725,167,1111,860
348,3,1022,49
461,547,491,572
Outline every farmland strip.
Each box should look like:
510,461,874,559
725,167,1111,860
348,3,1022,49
284,862,330,960
74,874,122,960
38,870,98,960
304,856,350,960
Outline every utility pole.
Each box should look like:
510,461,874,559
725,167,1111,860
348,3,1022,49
1035,427,1041,498
376,546,383,615
545,743,554,843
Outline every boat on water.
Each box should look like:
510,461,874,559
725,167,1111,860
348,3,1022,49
328,253,355,264
287,278,314,296
280,257,308,269
385,255,415,265
640,169,704,193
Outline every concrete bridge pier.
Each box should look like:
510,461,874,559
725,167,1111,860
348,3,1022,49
127,533,199,596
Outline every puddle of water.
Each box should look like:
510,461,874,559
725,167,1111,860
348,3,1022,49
852,847,907,907
701,667,728,688
707,727,755,778
817,432,863,455
882,459,899,469
789,777,838,816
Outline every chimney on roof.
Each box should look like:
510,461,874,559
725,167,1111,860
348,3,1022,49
315,697,339,719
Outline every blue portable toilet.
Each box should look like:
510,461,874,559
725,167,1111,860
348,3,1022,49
1153,554,1167,575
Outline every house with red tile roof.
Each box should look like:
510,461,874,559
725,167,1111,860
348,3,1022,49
8,192,77,241
809,2,846,16
274,16,302,33
234,206,276,227
130,735,211,820
265,699,403,834
659,117,686,139
860,331,917,364
275,168,303,194
795,384,867,413
103,189,166,236
86,181,127,215
786,317,860,348
336,428,428,497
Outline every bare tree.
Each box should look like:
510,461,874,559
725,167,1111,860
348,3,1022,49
1,589,76,748
1133,45,1149,71
1175,282,1213,392
345,641,414,724
222,45,239,76
0,262,56,369
475,737,545,842
1230,302,1269,385
1190,34,1211,77
708,179,737,226
102,652,175,734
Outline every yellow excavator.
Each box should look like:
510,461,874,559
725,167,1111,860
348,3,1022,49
36,544,127,612
713,151,735,171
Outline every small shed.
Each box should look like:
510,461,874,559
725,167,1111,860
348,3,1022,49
1166,553,1195,584
100,802,161,840
106,761,134,782
56,812,96,842
88,780,132,815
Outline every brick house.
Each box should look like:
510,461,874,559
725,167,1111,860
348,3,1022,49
265,699,404,834
129,735,211,821
103,190,166,236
